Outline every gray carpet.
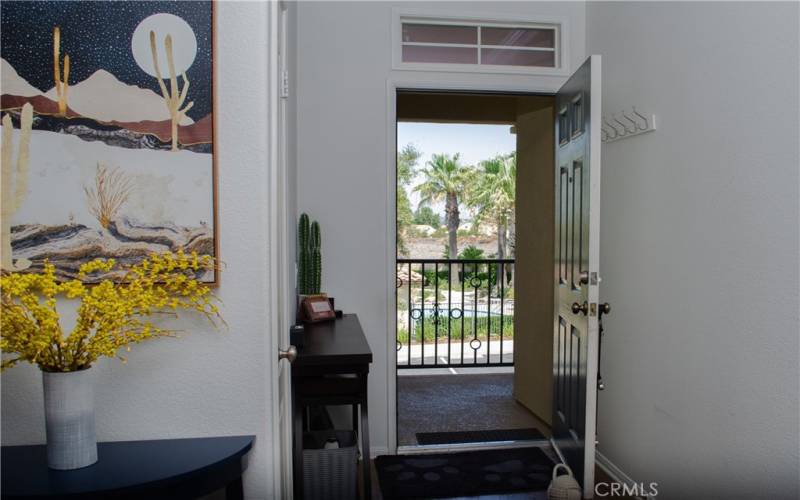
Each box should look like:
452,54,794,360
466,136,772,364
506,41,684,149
397,373,549,446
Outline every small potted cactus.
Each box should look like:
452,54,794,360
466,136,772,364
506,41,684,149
297,214,334,324
297,213,322,296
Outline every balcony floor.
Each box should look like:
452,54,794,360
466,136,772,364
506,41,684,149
397,371,550,447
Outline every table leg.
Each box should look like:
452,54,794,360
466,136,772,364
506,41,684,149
225,477,244,500
360,385,371,499
352,404,359,435
293,387,304,499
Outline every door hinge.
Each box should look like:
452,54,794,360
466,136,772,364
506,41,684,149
280,70,289,98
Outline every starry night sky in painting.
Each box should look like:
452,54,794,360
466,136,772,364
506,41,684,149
0,0,212,120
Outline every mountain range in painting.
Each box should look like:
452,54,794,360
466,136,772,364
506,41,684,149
1,58,212,153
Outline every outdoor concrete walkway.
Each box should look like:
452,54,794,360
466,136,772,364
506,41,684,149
397,339,514,368
397,372,550,447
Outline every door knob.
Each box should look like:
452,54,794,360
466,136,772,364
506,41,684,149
571,301,588,315
278,345,297,363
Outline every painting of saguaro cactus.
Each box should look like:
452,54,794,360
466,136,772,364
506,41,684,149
1,103,33,271
297,214,322,295
149,30,194,152
52,26,70,116
0,2,217,283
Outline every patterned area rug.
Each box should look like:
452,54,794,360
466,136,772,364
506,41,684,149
375,447,555,499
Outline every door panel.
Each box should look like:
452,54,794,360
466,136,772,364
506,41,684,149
552,56,601,498
511,98,556,426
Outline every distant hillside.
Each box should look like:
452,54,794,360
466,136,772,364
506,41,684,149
404,235,500,259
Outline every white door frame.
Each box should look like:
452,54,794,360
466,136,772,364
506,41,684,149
384,75,564,454
267,0,294,497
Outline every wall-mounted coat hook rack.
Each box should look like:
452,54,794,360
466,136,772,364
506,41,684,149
601,106,656,143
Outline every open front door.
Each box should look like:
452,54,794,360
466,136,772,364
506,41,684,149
552,55,601,498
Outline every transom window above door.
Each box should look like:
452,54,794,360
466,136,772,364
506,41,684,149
394,14,565,74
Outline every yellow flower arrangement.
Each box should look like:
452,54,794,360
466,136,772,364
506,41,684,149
0,251,222,372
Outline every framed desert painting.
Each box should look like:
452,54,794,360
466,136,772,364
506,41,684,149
0,0,218,283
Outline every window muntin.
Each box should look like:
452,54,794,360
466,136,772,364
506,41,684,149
399,18,559,69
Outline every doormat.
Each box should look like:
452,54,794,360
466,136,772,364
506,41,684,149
416,428,545,445
375,447,555,499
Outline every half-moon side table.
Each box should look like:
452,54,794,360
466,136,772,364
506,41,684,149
1,435,254,500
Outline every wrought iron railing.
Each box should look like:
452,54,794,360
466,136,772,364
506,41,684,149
396,258,515,368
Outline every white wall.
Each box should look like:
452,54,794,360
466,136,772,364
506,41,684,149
295,0,586,453
587,2,800,499
1,3,277,499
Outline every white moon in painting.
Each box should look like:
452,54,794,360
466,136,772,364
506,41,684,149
132,13,197,77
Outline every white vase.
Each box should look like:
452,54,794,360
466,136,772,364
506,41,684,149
42,368,98,470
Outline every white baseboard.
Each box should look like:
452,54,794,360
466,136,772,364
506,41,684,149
595,451,653,500
596,451,637,488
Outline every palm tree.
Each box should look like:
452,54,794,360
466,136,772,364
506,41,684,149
468,153,516,285
414,153,472,259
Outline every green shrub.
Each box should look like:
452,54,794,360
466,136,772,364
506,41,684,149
398,314,514,344
459,245,484,260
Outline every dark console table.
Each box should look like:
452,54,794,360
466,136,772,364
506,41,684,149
292,314,373,499
1,435,254,500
